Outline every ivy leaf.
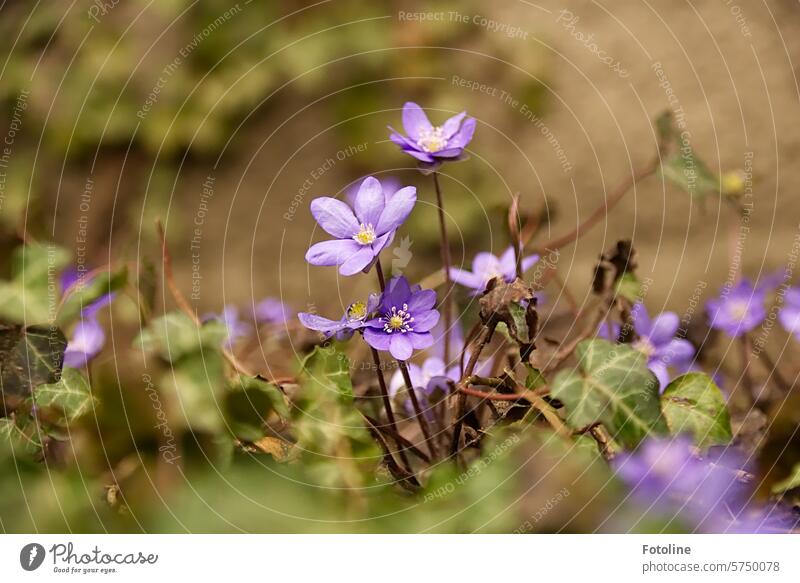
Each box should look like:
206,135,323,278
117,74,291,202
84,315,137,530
299,345,353,403
0,244,71,323
771,463,800,495
0,324,67,398
33,368,96,423
550,339,668,448
661,373,732,449
57,266,127,324
164,351,226,434
226,375,289,441
136,312,227,362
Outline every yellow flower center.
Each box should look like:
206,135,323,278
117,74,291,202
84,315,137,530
382,304,414,333
417,126,447,153
633,337,656,359
353,223,376,245
730,300,749,321
347,301,367,321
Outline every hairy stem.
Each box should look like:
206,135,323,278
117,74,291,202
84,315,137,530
369,347,414,475
398,360,437,460
433,171,453,367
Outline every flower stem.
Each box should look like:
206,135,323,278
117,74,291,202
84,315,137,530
433,171,453,367
369,346,414,475
398,359,437,460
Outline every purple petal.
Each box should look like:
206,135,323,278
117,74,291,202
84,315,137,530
385,276,412,306
655,339,695,366
408,332,434,350
521,254,540,273
375,186,416,235
310,197,359,238
401,102,432,141
407,289,436,312
449,267,481,289
297,312,344,333
498,246,517,276
648,362,670,392
648,312,680,346
388,127,417,149
432,148,463,158
779,305,800,336
402,148,435,163
389,334,414,360
472,252,500,278
340,246,376,276
354,177,385,227
363,327,392,351
411,309,440,333
64,319,105,368
421,357,446,379
306,239,361,267
441,111,467,139
630,303,653,337
446,117,475,148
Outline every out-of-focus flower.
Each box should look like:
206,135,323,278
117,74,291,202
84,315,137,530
63,316,105,368
389,356,458,399
777,287,800,340
613,437,774,533
305,177,417,276
298,295,379,341
389,102,476,164
707,279,766,337
255,298,294,325
449,246,539,295
203,305,251,350
60,267,114,316
599,303,695,390
363,276,440,360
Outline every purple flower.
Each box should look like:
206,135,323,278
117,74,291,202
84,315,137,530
389,102,476,164
203,305,251,350
614,437,756,532
450,246,539,294
707,279,766,337
345,176,400,207
61,267,114,317
63,316,105,368
363,276,440,360
298,295,379,341
255,298,294,325
305,177,417,276
389,356,459,398
778,287,800,340
600,303,695,390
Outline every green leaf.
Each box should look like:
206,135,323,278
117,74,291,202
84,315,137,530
33,368,96,423
0,324,67,398
299,345,353,403
660,147,719,199
136,312,227,362
57,266,127,324
661,373,732,449
772,463,800,494
0,244,71,323
163,351,226,434
226,375,289,441
615,272,641,303
550,339,668,448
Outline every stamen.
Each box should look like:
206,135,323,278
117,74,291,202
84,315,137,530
353,223,377,245
417,126,447,153
381,303,414,334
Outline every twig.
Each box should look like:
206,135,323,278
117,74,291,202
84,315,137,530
398,360,437,460
528,157,658,255
361,413,431,464
369,347,414,474
433,171,453,367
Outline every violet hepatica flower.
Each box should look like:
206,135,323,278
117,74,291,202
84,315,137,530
255,298,294,325
777,287,800,340
707,279,766,337
203,305,251,350
389,356,459,399
61,267,114,317
298,295,379,341
346,176,400,207
389,102,476,164
363,276,440,360
305,177,417,276
63,316,105,368
599,303,695,390
450,246,539,295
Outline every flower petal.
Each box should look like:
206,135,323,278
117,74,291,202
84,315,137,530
407,289,436,312
364,327,392,351
389,334,414,360
432,148,463,158
449,267,481,289
354,177,385,227
339,246,376,276
310,197,359,238
447,116,476,148
521,254,540,273
648,312,680,346
385,276,412,307
648,361,670,392
388,127,417,148
656,338,695,366
408,332,434,350
402,148,435,163
412,309,440,332
441,111,466,139
305,239,360,266
401,102,432,141
297,312,344,333
376,186,416,235
421,357,446,380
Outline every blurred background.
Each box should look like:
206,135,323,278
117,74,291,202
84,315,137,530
2,0,800,532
